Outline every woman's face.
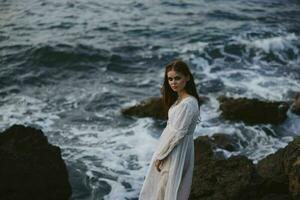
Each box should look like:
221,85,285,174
167,70,189,93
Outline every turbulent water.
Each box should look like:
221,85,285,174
1,0,300,199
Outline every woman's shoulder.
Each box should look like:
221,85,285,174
185,95,198,105
179,95,198,109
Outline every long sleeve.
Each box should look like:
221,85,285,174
155,102,195,161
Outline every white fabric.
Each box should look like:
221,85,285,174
139,96,200,200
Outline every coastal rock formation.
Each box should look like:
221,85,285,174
0,124,72,200
291,93,300,115
211,133,238,152
121,96,206,120
191,136,300,200
217,96,289,124
121,96,167,120
191,136,264,200
256,137,300,200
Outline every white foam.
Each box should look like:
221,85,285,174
0,94,60,133
191,56,211,75
241,125,293,163
58,117,158,200
180,41,209,53
282,110,300,136
101,118,159,199
194,119,294,164
192,62,300,101
222,70,300,101
236,33,298,53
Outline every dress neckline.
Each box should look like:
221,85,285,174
173,95,193,107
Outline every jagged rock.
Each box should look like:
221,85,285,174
191,136,264,200
191,136,300,200
121,96,167,120
194,136,214,163
0,124,72,200
291,93,300,115
121,96,206,120
256,137,300,200
211,133,238,152
217,95,289,124
194,133,239,157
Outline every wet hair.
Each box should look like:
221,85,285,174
161,59,201,112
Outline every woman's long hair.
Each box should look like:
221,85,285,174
161,59,201,113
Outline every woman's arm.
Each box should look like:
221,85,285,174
155,102,195,162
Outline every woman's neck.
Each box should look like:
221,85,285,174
177,90,189,100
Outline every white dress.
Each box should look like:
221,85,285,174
139,95,200,200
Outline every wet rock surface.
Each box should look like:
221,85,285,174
190,136,300,200
217,95,290,124
121,96,168,120
0,124,72,200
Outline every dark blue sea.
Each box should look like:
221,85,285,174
1,0,300,199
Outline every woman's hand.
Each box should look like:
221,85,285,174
155,159,163,172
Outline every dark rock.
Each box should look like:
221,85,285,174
191,139,263,200
256,137,300,200
191,136,263,200
259,194,291,200
0,124,72,200
291,93,300,115
121,96,167,120
194,133,239,156
217,95,289,124
121,96,206,120
191,136,300,200
211,133,238,152
194,136,214,163
256,148,289,194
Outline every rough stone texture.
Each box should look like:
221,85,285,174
121,96,168,120
259,194,291,200
0,124,72,200
190,136,300,200
291,93,300,115
194,136,214,163
217,95,289,124
211,133,238,152
256,137,300,200
191,136,264,200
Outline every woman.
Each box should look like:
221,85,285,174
139,59,201,200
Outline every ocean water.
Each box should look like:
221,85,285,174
1,0,300,199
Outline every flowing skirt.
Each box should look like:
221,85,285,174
139,134,194,200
